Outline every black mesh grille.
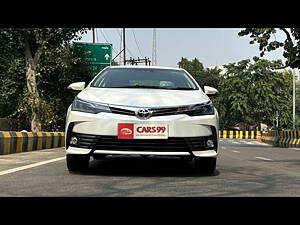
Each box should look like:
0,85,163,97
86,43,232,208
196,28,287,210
69,132,214,152
110,107,135,116
109,106,180,117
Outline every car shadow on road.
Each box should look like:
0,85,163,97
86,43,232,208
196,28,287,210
71,156,220,177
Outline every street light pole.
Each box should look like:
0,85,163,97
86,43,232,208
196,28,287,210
293,69,296,130
290,28,296,130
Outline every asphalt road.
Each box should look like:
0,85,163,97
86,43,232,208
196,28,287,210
1,139,300,197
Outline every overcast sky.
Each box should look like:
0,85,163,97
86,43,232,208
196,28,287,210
78,28,286,68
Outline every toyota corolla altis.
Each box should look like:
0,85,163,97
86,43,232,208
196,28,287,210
65,66,219,173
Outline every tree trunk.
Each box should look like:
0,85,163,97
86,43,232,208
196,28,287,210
24,40,41,132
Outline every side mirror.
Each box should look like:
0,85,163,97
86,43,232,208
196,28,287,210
204,86,218,97
67,82,85,91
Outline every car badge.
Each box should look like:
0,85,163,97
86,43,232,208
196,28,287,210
135,108,152,120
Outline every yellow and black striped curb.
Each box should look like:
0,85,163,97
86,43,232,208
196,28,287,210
218,130,261,139
0,132,65,155
262,130,300,148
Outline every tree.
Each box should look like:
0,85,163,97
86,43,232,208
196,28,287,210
218,58,292,130
238,28,300,69
0,28,89,131
111,60,119,66
177,57,222,89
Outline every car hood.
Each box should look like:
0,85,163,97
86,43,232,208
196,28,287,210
77,87,210,107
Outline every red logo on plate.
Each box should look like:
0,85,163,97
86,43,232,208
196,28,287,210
118,124,134,139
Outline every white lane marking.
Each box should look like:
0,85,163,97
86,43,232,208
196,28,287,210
255,157,272,161
221,146,227,150
0,156,66,176
232,150,240,153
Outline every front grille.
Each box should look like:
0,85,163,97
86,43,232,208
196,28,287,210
110,106,135,116
69,132,214,152
152,107,179,117
109,106,180,117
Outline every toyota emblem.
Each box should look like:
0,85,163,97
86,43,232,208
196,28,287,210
135,108,152,120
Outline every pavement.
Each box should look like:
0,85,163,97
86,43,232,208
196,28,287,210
0,139,300,196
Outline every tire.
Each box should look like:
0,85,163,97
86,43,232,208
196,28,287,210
194,157,216,174
66,154,90,172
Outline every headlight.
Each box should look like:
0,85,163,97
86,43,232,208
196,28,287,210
177,101,214,116
71,97,111,114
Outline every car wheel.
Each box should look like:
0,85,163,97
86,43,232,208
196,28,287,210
66,154,90,172
194,157,216,174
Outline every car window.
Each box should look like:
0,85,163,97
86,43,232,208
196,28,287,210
91,68,199,90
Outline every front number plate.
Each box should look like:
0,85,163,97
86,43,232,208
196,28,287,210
118,123,168,139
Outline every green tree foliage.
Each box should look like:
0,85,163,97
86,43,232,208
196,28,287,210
238,28,300,69
218,58,292,129
111,60,119,66
34,43,93,131
0,28,90,131
177,57,293,130
177,57,223,89
0,31,26,119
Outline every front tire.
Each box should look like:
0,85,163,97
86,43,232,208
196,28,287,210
66,154,90,172
194,157,216,174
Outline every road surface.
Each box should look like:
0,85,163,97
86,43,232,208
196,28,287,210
0,139,300,196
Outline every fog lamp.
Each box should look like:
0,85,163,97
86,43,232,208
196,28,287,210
206,140,214,148
70,137,78,145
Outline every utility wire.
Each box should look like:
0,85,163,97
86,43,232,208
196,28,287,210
98,28,119,55
115,28,135,58
132,29,144,58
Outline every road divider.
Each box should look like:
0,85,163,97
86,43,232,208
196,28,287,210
261,130,300,148
218,130,261,139
0,131,65,155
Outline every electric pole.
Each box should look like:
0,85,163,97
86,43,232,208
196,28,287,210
92,28,95,43
152,28,157,66
123,28,126,65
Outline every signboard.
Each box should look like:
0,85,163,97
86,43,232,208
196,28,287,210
74,42,112,76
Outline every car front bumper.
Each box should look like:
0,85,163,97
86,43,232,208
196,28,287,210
65,107,219,158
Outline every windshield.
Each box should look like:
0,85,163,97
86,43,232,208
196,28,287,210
90,68,199,90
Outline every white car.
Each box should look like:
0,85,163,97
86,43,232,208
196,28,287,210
65,66,219,173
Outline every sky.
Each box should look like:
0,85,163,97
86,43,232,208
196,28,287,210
78,28,286,68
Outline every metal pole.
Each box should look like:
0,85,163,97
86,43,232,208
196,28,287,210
276,111,279,128
293,69,296,130
92,28,95,43
290,28,296,129
123,28,126,65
